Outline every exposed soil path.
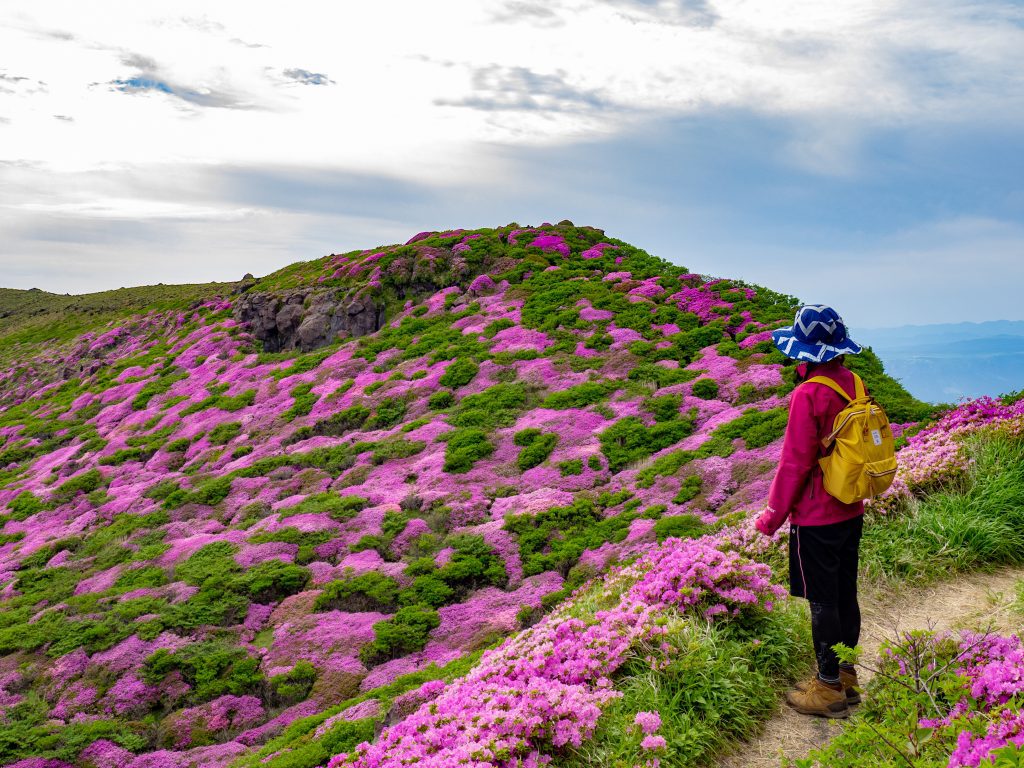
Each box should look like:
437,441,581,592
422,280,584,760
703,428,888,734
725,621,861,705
716,566,1024,768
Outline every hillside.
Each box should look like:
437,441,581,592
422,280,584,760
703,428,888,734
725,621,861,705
0,222,937,768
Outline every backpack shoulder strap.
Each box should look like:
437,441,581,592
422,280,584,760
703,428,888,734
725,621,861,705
851,372,866,400
805,375,853,403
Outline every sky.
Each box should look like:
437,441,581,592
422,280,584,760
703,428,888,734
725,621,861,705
1,0,1023,332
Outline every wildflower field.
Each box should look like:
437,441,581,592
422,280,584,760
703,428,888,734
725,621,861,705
0,222,1019,768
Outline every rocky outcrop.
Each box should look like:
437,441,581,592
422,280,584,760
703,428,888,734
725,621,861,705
234,289,385,353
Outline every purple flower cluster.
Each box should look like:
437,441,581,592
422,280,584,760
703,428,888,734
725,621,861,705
908,632,1024,767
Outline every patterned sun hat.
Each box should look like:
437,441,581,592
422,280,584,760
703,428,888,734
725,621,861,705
771,305,862,363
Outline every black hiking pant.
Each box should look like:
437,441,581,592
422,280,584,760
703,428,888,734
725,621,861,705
789,515,863,682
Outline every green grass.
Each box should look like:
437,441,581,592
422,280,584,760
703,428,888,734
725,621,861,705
860,433,1024,586
0,283,232,348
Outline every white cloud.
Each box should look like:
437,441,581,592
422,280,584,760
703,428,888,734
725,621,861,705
1,0,1021,175
6,199,258,220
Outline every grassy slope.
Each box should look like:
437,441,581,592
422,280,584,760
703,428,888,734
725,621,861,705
0,283,233,351
0,223,938,767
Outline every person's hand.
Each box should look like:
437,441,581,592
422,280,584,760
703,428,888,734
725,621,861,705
754,507,780,536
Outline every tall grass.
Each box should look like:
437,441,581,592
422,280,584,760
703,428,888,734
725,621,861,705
860,432,1024,586
561,602,810,767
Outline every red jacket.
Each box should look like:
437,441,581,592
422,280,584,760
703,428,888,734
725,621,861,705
755,359,865,535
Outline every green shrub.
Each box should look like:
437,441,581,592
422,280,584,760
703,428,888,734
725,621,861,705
131,370,186,410
51,469,104,504
268,660,317,707
697,407,789,458
144,479,180,500
176,541,240,586
599,415,696,472
208,422,242,445
187,475,233,506
180,388,257,416
450,383,528,431
6,491,47,521
428,390,455,409
438,358,479,389
250,528,333,548
653,514,707,542
241,560,310,602
436,533,507,594
113,565,168,591
635,450,696,489
349,534,393,561
401,574,454,608
627,364,698,388
672,474,704,504
505,499,637,577
143,640,263,704
311,404,370,436
284,383,319,419
314,571,401,612
642,393,683,421
513,428,542,447
443,429,493,473
691,378,719,399
372,439,426,464
558,459,583,476
483,319,515,338
368,397,407,430
280,492,368,522
542,381,616,409
359,605,441,666
517,432,557,471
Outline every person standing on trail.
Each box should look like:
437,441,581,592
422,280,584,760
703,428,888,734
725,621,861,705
755,305,867,720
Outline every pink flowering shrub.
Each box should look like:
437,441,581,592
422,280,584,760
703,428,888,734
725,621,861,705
809,629,1024,768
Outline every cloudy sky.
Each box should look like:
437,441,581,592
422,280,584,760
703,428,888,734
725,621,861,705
1,0,1022,331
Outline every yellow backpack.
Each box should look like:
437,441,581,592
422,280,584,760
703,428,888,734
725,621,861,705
805,373,897,504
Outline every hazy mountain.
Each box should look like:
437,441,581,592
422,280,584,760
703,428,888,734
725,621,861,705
860,321,1024,403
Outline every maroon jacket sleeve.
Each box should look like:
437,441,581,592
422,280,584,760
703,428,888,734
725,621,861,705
756,384,820,535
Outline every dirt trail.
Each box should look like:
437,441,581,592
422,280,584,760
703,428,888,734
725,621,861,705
716,566,1024,768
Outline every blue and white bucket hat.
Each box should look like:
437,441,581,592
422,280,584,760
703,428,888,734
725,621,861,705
771,305,862,363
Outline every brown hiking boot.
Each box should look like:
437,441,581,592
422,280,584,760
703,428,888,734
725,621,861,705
795,668,861,705
786,677,850,718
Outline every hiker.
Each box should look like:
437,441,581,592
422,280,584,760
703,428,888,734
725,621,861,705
755,305,868,719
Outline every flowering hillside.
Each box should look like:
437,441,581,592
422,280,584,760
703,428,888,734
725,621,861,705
0,222,932,768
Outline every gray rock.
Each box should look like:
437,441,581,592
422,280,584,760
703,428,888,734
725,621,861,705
234,288,384,353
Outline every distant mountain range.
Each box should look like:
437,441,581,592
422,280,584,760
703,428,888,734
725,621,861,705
859,321,1024,404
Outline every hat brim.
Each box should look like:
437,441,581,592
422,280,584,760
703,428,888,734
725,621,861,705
772,328,862,363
